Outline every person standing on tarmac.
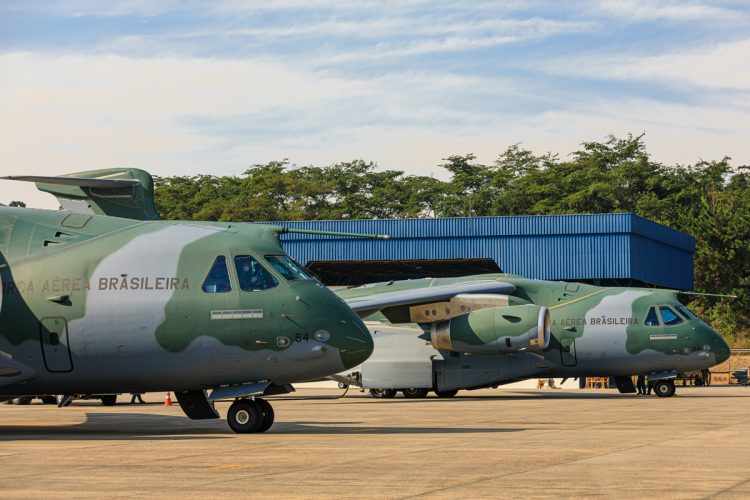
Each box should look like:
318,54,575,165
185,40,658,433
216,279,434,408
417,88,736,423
130,393,146,404
636,374,647,395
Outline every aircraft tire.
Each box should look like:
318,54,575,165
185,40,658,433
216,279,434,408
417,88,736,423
402,388,429,398
435,390,458,398
100,395,117,406
653,380,676,398
41,396,57,405
227,399,263,433
369,389,397,399
16,396,33,405
256,398,275,433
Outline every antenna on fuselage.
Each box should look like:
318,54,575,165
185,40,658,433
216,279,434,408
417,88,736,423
675,290,738,299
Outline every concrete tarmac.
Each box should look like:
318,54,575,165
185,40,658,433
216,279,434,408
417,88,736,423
1,387,749,499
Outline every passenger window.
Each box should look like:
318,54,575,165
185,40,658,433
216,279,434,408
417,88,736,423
644,307,659,326
235,256,278,291
659,306,683,326
202,256,232,293
265,255,313,281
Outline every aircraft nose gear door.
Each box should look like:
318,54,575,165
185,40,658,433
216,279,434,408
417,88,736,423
40,317,73,372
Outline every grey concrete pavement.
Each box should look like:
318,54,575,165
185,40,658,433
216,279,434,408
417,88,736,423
1,387,749,499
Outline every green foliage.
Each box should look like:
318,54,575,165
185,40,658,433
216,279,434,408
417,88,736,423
154,134,750,347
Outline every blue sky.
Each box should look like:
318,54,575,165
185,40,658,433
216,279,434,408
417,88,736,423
2,0,749,207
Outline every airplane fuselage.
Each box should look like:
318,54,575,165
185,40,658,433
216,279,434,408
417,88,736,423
0,207,372,396
336,275,730,392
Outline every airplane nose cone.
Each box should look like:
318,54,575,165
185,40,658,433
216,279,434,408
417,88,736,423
334,311,374,370
299,284,373,370
712,330,731,364
697,324,730,365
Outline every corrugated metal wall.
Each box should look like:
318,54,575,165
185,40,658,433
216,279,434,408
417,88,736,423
271,213,695,289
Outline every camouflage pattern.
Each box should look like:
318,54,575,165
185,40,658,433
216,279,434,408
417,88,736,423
335,275,730,391
0,206,373,396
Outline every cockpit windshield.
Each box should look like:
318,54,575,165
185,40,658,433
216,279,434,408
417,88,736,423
675,304,697,320
659,306,683,326
235,255,278,291
265,255,313,281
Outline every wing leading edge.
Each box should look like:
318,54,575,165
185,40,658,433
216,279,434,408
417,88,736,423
343,279,516,319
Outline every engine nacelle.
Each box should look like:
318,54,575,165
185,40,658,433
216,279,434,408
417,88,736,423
431,304,551,354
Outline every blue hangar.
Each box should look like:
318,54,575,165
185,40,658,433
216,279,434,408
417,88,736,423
275,213,695,290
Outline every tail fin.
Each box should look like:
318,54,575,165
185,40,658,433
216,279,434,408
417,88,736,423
2,168,159,220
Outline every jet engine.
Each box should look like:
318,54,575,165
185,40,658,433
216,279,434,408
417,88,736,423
430,304,551,354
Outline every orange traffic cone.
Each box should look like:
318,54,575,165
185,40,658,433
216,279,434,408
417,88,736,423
164,392,173,406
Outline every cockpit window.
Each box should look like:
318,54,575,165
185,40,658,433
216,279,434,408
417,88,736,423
265,255,313,281
644,307,660,326
235,255,278,291
659,306,683,326
202,256,231,293
675,305,696,320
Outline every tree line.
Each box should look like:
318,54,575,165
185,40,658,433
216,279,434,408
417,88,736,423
154,135,750,347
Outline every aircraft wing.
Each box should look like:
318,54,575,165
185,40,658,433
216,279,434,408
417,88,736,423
342,279,516,320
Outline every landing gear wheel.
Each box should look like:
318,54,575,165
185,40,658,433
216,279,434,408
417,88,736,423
369,389,397,399
227,399,263,434
256,398,275,433
435,390,458,398
41,396,57,405
100,395,117,406
402,388,429,398
653,380,676,398
16,396,33,405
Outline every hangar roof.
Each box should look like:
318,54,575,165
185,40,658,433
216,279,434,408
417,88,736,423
272,213,695,289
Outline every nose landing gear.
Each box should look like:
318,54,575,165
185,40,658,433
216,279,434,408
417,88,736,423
227,398,275,433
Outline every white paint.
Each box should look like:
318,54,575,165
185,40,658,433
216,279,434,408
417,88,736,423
210,309,264,320
68,224,220,353
576,290,651,358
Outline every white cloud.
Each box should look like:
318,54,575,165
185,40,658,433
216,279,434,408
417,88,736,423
153,16,594,41
2,50,749,211
542,37,750,91
595,0,746,22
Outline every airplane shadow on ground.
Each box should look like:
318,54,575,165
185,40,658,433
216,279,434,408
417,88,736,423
327,391,750,404
328,392,630,404
0,412,523,440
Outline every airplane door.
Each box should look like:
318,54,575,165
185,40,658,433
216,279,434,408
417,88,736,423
40,317,73,372
560,337,577,367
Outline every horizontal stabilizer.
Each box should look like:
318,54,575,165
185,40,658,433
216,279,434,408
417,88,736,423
2,168,159,220
2,175,140,189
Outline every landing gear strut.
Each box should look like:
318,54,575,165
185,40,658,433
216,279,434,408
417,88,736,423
227,398,275,433
653,380,676,398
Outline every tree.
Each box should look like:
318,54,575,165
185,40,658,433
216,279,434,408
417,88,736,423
151,135,750,346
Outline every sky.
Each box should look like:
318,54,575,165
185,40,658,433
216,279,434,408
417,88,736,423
2,0,749,208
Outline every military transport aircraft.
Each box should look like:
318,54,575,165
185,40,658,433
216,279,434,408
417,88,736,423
332,275,731,398
0,169,376,433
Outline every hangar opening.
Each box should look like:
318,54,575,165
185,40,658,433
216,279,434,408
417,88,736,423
307,258,501,286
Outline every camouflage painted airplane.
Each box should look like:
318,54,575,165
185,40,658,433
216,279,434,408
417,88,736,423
332,274,731,398
0,168,376,433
